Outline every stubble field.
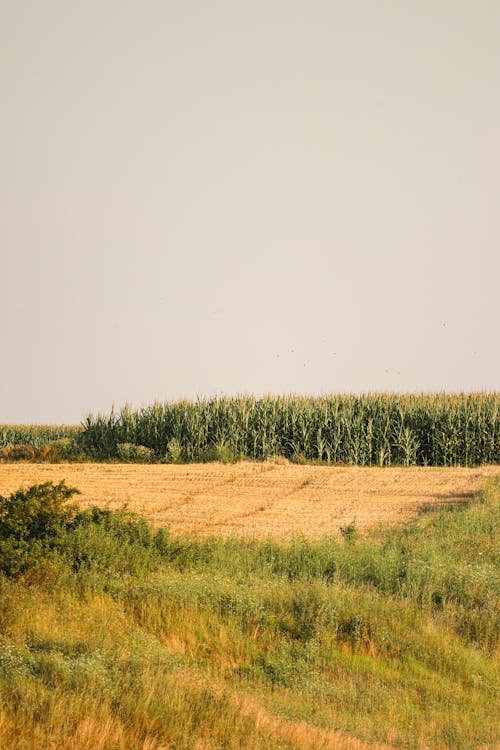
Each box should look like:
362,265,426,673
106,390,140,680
0,462,497,538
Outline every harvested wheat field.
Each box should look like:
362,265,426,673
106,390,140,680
1,462,498,539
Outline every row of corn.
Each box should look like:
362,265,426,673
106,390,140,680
76,393,499,466
0,425,81,450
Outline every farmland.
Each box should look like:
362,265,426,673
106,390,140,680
0,424,81,451
2,392,499,466
0,476,498,749
0,393,499,749
0,462,498,538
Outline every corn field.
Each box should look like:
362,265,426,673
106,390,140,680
79,393,499,466
0,425,81,450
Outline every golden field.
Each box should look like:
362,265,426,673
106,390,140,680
0,461,497,538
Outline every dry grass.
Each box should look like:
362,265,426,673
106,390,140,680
0,462,497,539
240,698,393,750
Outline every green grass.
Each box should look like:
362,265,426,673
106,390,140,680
0,478,498,749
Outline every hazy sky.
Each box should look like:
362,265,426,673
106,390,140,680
1,0,499,423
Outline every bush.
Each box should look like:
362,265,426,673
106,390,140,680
204,443,237,463
72,506,154,547
0,482,80,577
116,443,155,463
339,519,358,543
0,482,160,579
0,444,36,462
0,482,80,542
165,438,183,463
37,438,86,463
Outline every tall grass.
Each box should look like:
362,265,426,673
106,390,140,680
80,393,499,465
0,479,498,749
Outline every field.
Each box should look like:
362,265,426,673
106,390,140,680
2,393,499,466
0,398,499,749
0,474,498,749
0,462,498,538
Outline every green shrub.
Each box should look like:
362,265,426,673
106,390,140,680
0,482,80,577
0,482,80,543
0,482,161,579
165,438,183,463
72,506,154,547
213,443,237,464
37,438,86,463
116,443,155,463
60,522,158,578
339,519,358,543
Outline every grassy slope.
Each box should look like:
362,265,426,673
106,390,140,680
0,480,498,750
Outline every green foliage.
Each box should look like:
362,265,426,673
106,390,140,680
79,393,500,465
116,442,155,463
37,438,86,463
0,482,80,543
0,482,81,577
2,393,499,466
60,520,159,578
0,480,498,749
339,518,358,543
0,427,87,464
165,437,183,463
204,441,238,463
0,425,81,451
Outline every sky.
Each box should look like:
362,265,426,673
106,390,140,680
1,0,499,424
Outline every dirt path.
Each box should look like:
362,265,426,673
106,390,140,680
0,462,497,539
